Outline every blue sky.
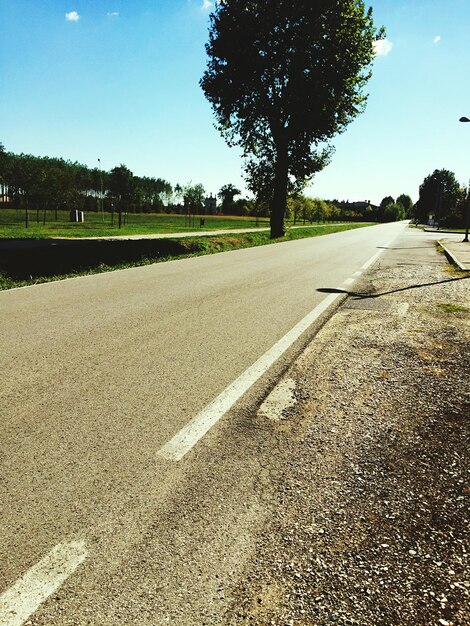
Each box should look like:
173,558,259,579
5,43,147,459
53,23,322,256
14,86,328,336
1,0,469,204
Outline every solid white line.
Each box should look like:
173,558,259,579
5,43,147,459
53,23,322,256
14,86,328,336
157,228,404,462
360,232,399,271
0,541,87,626
343,277,356,286
157,292,341,461
360,249,383,271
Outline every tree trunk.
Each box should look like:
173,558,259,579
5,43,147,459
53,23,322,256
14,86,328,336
270,147,288,239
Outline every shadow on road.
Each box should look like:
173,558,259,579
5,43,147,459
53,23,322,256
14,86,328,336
376,246,433,250
317,275,470,299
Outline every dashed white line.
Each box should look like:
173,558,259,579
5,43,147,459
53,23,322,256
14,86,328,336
0,541,87,626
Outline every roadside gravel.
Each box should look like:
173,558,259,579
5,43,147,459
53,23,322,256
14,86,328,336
226,240,469,625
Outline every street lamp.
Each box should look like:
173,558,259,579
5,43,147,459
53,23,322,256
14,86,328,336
98,158,104,222
459,117,469,242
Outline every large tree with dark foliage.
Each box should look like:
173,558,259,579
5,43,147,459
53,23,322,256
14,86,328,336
218,183,241,213
201,0,382,238
396,193,414,218
415,169,464,226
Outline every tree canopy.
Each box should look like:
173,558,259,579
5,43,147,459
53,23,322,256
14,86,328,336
396,193,414,218
181,182,206,212
201,0,383,237
415,169,465,226
218,183,241,213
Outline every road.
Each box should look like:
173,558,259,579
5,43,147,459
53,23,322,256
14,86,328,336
1,221,408,625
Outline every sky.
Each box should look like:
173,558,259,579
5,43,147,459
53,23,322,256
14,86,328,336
1,0,469,205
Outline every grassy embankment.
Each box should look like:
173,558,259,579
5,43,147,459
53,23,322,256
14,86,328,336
0,209,374,290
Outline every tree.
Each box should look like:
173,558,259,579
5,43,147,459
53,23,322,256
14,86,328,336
380,196,395,209
287,194,308,224
377,195,395,222
383,203,405,222
7,153,43,227
182,182,206,214
201,0,382,238
396,193,413,218
109,165,136,228
218,183,241,214
414,169,463,226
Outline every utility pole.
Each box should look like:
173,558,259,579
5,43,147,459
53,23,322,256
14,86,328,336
459,117,469,242
98,158,104,222
464,179,470,243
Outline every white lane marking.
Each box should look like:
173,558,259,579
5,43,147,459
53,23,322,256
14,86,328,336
352,270,363,278
157,292,341,461
0,541,87,626
343,277,356,286
360,233,399,271
157,229,404,462
360,249,382,271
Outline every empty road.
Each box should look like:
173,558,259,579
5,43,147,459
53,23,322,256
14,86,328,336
1,221,407,625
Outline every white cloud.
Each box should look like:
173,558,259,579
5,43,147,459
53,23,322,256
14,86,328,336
201,0,213,10
107,12,119,17
65,11,80,22
373,38,393,57
434,35,441,44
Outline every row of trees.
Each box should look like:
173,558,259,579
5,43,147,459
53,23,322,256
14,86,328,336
0,145,257,223
0,142,414,228
296,194,414,223
0,146,174,221
223,193,412,223
372,174,469,228
376,194,413,222
414,169,468,228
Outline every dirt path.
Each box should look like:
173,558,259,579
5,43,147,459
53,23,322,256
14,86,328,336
226,232,469,625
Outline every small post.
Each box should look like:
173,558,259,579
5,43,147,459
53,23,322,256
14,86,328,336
464,182,469,243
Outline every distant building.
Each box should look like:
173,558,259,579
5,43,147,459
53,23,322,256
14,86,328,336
334,200,378,211
204,195,218,215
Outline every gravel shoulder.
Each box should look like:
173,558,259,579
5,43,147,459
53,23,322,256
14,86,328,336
225,234,470,625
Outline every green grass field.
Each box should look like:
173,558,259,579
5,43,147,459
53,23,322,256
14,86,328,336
0,208,272,238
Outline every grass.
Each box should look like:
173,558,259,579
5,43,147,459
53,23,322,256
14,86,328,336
444,263,469,278
0,208,273,239
0,222,375,290
436,241,470,275
436,302,469,315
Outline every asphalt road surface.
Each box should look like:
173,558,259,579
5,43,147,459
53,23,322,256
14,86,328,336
1,221,408,625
